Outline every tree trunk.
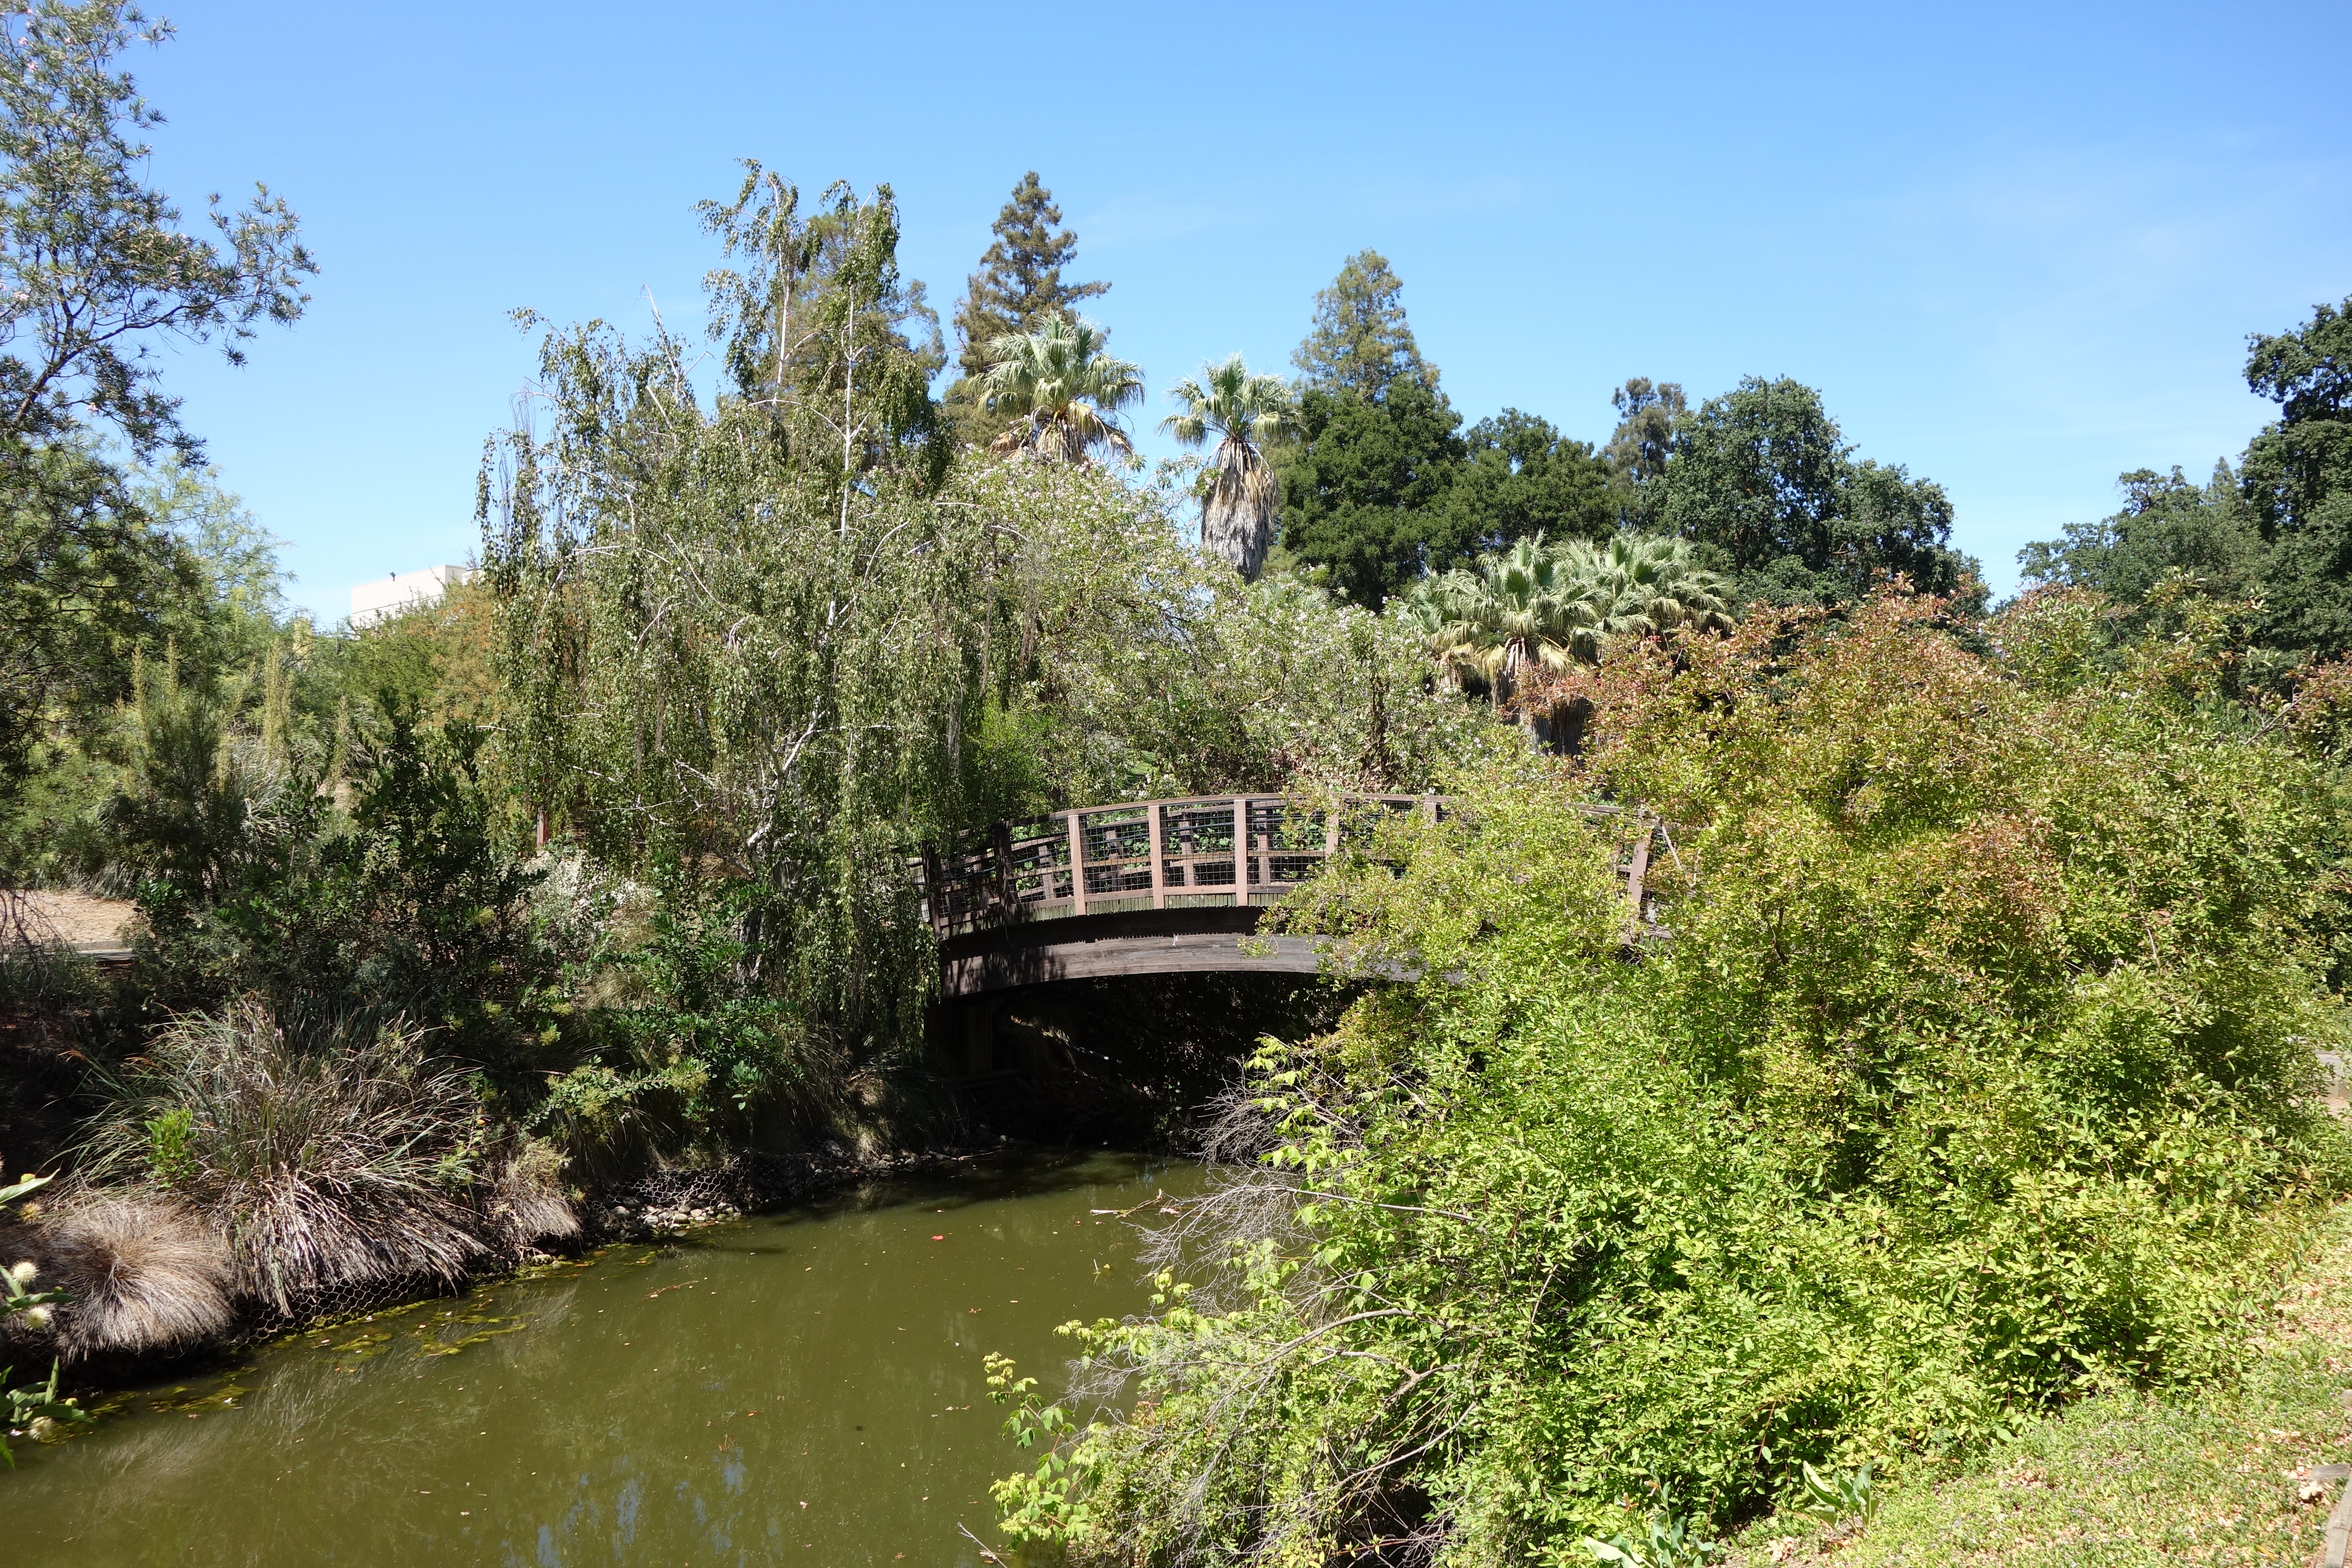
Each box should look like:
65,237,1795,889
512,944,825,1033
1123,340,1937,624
1201,437,1276,581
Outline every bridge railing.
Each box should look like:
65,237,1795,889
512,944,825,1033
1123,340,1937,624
920,793,1445,940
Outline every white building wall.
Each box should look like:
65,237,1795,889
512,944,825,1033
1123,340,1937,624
350,564,472,628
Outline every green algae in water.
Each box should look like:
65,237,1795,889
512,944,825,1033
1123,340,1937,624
5,1150,1199,1566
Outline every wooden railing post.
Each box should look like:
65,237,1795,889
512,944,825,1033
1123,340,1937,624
993,821,1015,917
1065,810,1088,916
1622,818,1655,947
1147,800,1166,909
1232,796,1250,905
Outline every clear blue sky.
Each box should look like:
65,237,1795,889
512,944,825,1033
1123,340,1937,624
129,0,2350,622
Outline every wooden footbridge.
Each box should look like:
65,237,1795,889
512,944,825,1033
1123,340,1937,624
922,794,1659,999
922,794,1438,999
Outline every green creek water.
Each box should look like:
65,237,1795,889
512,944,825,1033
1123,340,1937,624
6,1151,1201,1566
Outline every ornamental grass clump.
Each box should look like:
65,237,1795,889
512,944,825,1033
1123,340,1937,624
36,1193,233,1359
82,999,569,1319
1008,590,2352,1568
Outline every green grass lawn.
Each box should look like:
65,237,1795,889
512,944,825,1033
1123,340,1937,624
1729,1207,2352,1567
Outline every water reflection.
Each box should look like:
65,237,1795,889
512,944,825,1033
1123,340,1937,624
8,1151,1197,1567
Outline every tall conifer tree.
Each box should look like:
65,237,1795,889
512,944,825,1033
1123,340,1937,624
1292,249,1433,400
1276,251,1464,605
946,172,1106,446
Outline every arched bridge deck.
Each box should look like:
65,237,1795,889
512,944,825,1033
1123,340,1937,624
924,794,1658,998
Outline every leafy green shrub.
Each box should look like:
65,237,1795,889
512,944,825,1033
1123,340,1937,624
1020,591,2352,1567
144,1108,196,1187
104,667,558,1078
536,882,844,1169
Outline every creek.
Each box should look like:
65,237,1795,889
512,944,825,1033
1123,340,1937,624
6,1150,1201,1566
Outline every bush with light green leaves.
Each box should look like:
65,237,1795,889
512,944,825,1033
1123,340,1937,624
998,590,2352,1568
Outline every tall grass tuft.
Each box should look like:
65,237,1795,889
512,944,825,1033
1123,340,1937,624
39,1193,234,1357
80,999,547,1317
481,1138,579,1253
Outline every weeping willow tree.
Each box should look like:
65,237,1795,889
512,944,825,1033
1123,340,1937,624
479,169,1004,1074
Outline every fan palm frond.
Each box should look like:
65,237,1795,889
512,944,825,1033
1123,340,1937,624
1162,355,1302,580
1404,533,1737,698
1553,534,1736,654
979,315,1144,464
1158,354,1303,450
1399,573,1489,690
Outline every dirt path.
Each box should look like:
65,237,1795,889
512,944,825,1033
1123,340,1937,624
5,890,134,949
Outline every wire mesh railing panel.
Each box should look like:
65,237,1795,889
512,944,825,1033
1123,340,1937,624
1158,799,1239,891
1084,861,1155,895
1247,799,1329,854
1005,821,1072,905
1170,856,1237,888
1158,801,1237,854
1078,805,1152,897
1080,806,1149,863
928,846,998,926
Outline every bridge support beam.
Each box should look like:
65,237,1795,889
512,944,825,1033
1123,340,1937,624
937,906,1341,1000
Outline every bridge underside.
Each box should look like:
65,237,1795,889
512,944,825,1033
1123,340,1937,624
937,907,1332,998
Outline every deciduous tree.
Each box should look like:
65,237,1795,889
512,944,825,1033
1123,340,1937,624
2018,464,2258,608
699,164,945,480
1657,376,1973,606
0,0,311,830
2243,298,2352,658
1439,409,1614,562
1603,376,1685,524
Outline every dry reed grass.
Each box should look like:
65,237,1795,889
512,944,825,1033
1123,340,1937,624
482,1140,578,1252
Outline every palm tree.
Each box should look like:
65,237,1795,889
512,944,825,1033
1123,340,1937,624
1460,536,1599,695
1397,573,1487,691
1550,534,1735,659
1402,534,1737,699
1402,537,1597,704
978,315,1145,463
1158,355,1302,581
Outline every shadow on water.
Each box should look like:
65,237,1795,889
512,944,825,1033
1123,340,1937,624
7,1148,1201,1568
